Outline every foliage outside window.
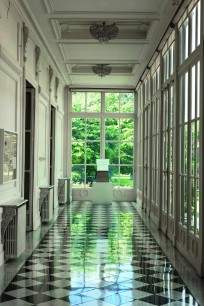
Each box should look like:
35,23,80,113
179,61,200,235
151,98,160,207
71,91,134,189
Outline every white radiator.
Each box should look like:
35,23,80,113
1,201,27,259
4,215,17,258
39,186,54,222
58,178,68,204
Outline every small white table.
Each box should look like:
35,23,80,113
92,182,112,204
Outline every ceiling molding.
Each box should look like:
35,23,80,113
21,0,174,88
69,84,135,90
58,40,150,45
43,0,53,14
48,11,161,21
65,60,140,64
51,19,61,39
58,44,68,61
69,72,133,76
15,0,67,84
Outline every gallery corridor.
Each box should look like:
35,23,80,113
0,202,203,306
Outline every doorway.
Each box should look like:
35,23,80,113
50,105,55,186
24,81,35,231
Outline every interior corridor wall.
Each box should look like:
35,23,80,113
0,0,66,265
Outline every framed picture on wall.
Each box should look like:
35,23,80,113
0,129,17,184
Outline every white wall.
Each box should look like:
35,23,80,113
0,0,66,264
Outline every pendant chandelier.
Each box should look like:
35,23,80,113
89,22,119,43
92,64,112,77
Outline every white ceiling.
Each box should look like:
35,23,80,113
22,0,179,89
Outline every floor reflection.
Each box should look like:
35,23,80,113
0,202,201,305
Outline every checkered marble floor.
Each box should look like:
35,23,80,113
0,202,200,305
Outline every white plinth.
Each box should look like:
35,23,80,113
96,159,109,171
92,182,112,204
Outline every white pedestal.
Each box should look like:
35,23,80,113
92,182,112,204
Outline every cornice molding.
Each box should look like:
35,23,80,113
43,0,53,14
48,65,54,92
65,59,140,64
35,45,41,78
51,19,61,39
48,11,160,21
14,0,67,85
22,23,29,63
57,39,150,45
55,77,59,99
58,44,68,61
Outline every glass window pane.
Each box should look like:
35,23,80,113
184,19,189,60
185,73,188,122
86,165,97,187
190,178,195,232
86,142,100,164
156,67,160,90
72,119,85,140
163,91,168,130
179,176,184,223
87,119,100,140
72,92,85,112
184,176,188,226
105,93,119,112
105,119,119,140
109,166,119,188
120,166,133,188
197,1,200,46
105,142,119,164
170,130,173,172
163,53,167,82
196,179,200,235
191,65,196,120
87,92,101,112
197,61,200,118
179,19,189,64
191,122,195,176
120,119,134,141
196,121,200,176
170,173,174,216
184,125,188,174
170,85,174,128
120,142,133,164
191,7,196,52
179,73,188,124
72,142,85,164
179,125,188,174
72,165,85,187
170,43,175,75
120,93,134,113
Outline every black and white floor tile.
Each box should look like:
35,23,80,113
0,202,201,305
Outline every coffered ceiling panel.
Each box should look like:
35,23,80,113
71,75,133,88
21,0,180,88
49,0,165,13
61,44,145,61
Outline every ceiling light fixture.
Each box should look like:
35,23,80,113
89,22,119,43
92,64,112,77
